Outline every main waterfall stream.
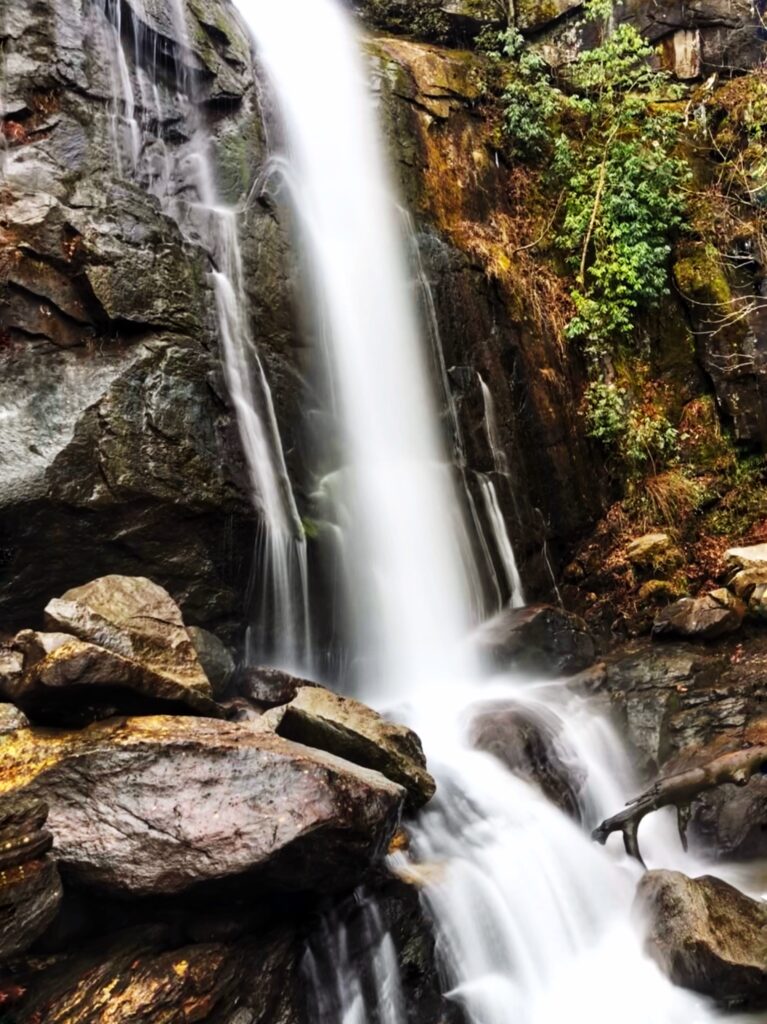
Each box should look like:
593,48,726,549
233,1,724,1022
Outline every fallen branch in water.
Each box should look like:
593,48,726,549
592,745,767,866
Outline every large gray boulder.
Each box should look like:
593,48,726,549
0,716,404,896
636,870,767,1009
469,700,584,818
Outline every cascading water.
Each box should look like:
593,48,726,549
477,374,525,608
94,0,311,669
241,0,474,694
232,1,723,1022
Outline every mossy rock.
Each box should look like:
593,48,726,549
673,244,732,310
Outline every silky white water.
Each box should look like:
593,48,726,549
241,0,474,694
233,1,723,1022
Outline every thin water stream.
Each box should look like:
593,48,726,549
94,0,311,669
231,2,729,1023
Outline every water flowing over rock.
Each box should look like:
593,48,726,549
474,604,596,677
469,700,584,818
0,716,405,896
636,870,767,1009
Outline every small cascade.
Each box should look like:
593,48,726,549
93,0,311,669
405,215,506,622
477,375,525,608
304,892,405,1024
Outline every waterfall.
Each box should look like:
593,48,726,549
242,0,474,694
94,0,311,669
232,1,721,1022
477,374,525,608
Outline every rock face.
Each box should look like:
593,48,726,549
3,880,454,1024
474,604,596,677
0,716,404,896
636,870,767,1009
0,0,300,637
469,701,583,818
653,589,746,641
271,686,436,809
0,796,63,962
6,925,305,1024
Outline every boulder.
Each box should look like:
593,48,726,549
187,627,235,699
0,716,404,896
474,605,596,677
1,634,222,723
636,870,767,1009
469,701,583,818
652,589,746,641
270,687,435,809
0,796,63,961
44,576,211,695
626,533,683,575
238,666,321,707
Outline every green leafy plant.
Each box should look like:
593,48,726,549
501,29,562,158
584,380,679,471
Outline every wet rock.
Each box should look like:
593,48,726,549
0,716,404,896
187,627,235,699
474,605,596,678
0,0,266,639
469,701,583,818
1,635,221,724
238,666,321,707
5,924,304,1024
0,796,63,962
636,870,767,1009
571,637,767,856
652,589,746,641
44,576,211,695
270,687,435,809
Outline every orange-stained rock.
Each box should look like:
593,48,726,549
0,716,404,896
